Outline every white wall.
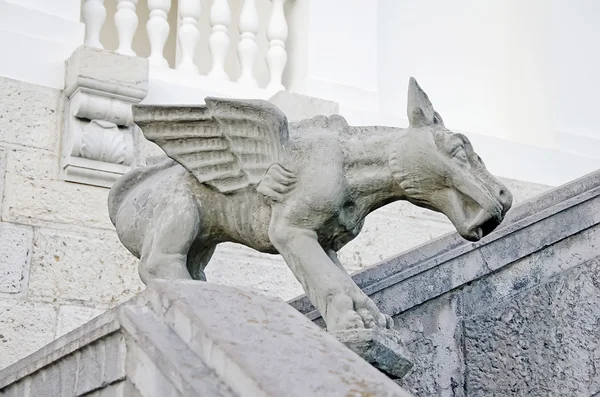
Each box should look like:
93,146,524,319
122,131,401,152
287,0,379,111
377,0,600,150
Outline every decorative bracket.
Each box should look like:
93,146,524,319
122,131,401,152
60,46,149,188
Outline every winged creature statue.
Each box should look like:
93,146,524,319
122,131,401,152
108,78,512,332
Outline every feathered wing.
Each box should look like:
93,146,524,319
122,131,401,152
132,97,289,194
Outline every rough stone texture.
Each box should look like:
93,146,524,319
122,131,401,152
464,255,600,397
0,300,58,370
0,223,33,296
0,281,412,396
3,161,114,230
394,295,465,397
0,327,127,396
28,227,143,308
0,77,61,151
144,280,412,396
333,328,413,380
0,149,5,214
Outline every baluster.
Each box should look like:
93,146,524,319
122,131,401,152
208,0,231,80
147,0,171,67
266,0,288,91
177,0,201,74
83,0,106,48
237,0,259,87
115,0,139,56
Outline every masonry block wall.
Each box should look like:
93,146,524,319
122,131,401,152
0,75,550,370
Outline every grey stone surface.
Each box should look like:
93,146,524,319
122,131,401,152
464,255,600,397
2,148,115,230
393,294,465,397
0,223,33,296
64,46,148,99
0,76,61,151
110,78,511,332
28,227,143,308
0,300,58,370
332,328,413,380
145,280,412,396
0,280,413,396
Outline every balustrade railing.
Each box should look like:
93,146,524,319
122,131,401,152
81,0,291,92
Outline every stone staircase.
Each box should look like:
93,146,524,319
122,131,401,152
2,149,600,396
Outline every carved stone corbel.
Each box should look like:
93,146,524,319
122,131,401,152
60,46,149,187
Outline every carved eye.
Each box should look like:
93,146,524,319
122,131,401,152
452,145,468,162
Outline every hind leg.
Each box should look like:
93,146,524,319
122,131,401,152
138,200,201,284
186,241,216,281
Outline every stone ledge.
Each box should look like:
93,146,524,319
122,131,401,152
332,328,414,380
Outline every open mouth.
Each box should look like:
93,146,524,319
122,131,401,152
463,209,503,241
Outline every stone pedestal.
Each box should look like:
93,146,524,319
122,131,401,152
0,280,413,397
332,328,413,380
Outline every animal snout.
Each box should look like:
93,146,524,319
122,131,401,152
497,187,513,215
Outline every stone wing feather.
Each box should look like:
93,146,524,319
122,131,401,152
133,97,289,193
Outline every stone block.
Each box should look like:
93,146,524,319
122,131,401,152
0,77,61,151
2,173,114,230
0,300,58,370
29,363,61,397
0,222,33,296
28,227,143,307
393,295,465,397
56,305,105,338
332,328,413,380
0,149,5,212
75,332,127,395
464,256,600,397
4,147,56,181
64,46,148,100
121,306,234,397
146,280,412,397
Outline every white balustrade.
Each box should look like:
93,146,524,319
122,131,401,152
208,0,231,81
147,0,171,68
266,0,288,92
115,0,139,56
82,0,106,49
237,0,259,87
80,0,295,92
177,0,202,74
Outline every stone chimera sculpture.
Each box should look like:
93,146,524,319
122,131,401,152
108,78,512,332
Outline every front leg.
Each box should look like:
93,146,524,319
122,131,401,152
269,214,388,331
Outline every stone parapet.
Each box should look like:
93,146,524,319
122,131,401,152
0,281,413,397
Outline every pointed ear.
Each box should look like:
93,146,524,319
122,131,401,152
407,77,438,127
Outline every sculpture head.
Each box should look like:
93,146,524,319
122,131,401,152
390,78,512,241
